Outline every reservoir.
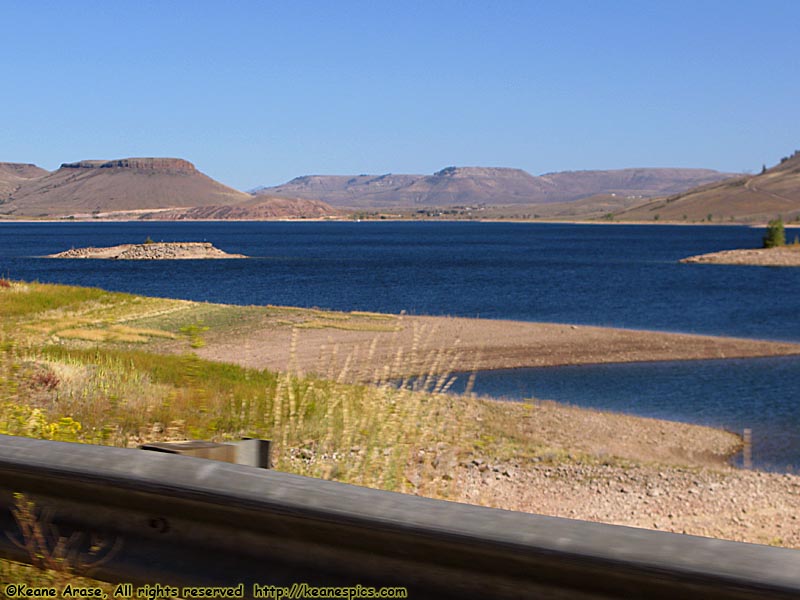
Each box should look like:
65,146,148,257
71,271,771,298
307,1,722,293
1,221,798,470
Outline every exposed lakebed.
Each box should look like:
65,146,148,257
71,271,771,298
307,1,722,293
447,356,800,472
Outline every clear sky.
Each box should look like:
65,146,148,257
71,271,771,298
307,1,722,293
3,0,799,189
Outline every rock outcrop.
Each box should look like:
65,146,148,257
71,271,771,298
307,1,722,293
47,242,247,260
60,158,196,173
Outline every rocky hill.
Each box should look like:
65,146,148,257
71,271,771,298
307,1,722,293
615,151,800,222
254,166,735,209
1,157,249,217
142,196,341,220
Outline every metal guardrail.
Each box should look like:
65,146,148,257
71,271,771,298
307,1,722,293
139,438,272,468
0,434,799,599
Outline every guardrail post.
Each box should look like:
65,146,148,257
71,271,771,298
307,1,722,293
743,428,753,469
235,438,272,469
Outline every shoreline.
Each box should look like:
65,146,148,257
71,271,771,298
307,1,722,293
194,312,800,381
4,280,800,549
2,216,798,227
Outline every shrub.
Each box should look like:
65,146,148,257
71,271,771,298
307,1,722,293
763,218,785,248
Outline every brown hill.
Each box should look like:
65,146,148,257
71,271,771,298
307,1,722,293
254,166,734,209
142,196,341,220
539,168,732,199
615,151,800,222
503,194,648,220
1,158,249,217
0,162,50,201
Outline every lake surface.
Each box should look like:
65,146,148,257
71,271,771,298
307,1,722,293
1,221,798,470
448,357,800,473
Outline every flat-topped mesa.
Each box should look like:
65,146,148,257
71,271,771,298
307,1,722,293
59,158,196,173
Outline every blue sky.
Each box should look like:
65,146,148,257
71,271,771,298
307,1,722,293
3,0,799,189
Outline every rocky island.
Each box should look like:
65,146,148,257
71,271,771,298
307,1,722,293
680,245,800,267
47,242,248,260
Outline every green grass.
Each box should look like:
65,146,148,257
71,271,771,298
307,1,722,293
0,282,115,317
0,280,607,476
0,278,709,586
0,280,477,482
29,343,464,484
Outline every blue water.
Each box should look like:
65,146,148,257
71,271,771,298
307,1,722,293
1,221,798,469
447,357,800,472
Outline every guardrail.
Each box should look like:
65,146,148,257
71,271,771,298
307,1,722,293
1,434,799,599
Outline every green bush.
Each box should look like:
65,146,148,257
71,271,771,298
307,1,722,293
763,218,785,248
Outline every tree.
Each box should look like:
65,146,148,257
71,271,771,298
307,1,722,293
763,218,785,248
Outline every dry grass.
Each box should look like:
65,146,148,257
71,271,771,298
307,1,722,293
0,285,514,500
0,280,758,588
0,284,478,486
294,319,400,332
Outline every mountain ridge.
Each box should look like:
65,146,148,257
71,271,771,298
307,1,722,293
254,166,735,208
0,157,747,219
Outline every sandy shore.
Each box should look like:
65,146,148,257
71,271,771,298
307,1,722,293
187,308,800,548
197,312,800,380
681,246,800,267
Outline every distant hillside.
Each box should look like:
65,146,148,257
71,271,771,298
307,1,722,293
254,166,735,209
615,151,800,222
511,194,648,220
1,158,249,217
0,162,50,200
141,196,341,220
